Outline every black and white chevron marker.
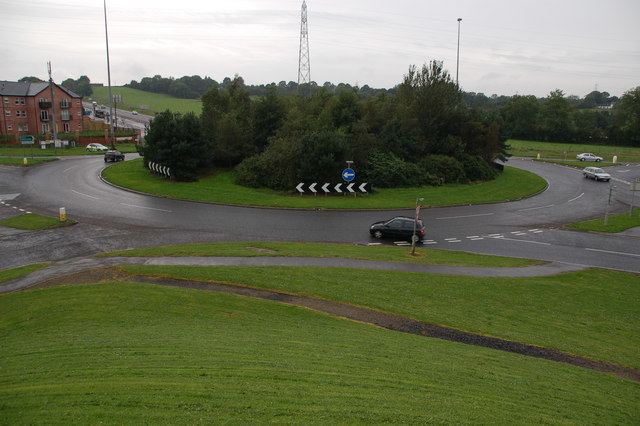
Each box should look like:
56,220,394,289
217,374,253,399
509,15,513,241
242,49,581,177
295,182,371,194
148,161,171,178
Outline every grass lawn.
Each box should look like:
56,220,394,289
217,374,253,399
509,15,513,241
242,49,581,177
0,143,137,157
568,208,640,233
0,263,48,283
1,283,637,423
0,213,76,230
0,157,57,166
508,139,640,163
91,86,202,115
101,241,543,268
121,265,640,370
102,158,547,209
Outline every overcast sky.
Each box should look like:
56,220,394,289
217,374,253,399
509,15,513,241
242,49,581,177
1,0,639,97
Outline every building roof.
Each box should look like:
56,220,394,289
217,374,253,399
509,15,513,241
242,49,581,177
0,80,81,98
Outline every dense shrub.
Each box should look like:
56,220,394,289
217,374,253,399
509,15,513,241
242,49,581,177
420,155,466,183
459,154,498,181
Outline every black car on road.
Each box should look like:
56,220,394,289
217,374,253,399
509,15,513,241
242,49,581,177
104,150,125,163
370,216,426,241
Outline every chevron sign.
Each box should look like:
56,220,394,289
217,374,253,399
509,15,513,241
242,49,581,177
148,161,171,178
295,182,371,194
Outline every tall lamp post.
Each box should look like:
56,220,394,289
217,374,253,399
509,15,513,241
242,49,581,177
411,197,424,256
103,0,115,149
456,18,462,88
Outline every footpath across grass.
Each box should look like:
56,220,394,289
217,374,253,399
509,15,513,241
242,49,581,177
102,241,543,268
0,213,76,230
508,139,640,163
102,158,547,209
1,283,637,423
0,263,48,283
568,208,640,233
121,265,640,370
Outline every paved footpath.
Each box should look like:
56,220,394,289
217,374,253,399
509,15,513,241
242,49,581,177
1,255,586,293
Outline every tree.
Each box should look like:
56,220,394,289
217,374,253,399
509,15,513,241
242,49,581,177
611,87,640,146
500,95,541,140
541,90,576,142
252,85,286,151
19,76,43,83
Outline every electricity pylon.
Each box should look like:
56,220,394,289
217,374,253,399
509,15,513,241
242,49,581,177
297,1,311,95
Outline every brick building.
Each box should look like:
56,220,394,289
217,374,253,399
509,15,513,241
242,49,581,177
0,81,83,142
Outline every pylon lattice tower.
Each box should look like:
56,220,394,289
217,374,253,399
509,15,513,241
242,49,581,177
297,1,311,93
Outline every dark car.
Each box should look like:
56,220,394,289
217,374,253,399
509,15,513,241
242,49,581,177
104,150,125,163
370,216,426,241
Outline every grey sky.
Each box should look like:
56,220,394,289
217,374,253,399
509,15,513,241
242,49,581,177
1,0,638,97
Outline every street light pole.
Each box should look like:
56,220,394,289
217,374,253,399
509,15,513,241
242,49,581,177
456,18,462,88
103,0,115,149
411,197,424,256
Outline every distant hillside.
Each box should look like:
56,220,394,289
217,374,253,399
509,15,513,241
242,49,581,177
90,86,202,115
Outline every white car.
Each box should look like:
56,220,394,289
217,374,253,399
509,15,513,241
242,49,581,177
86,143,109,152
131,111,138,115
576,153,603,162
583,167,611,182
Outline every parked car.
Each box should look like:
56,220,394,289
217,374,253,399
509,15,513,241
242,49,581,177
104,150,125,163
583,167,611,182
86,143,109,152
576,153,603,162
131,110,138,115
370,216,426,241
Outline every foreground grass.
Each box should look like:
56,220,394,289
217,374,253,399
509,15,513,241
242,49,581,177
92,86,202,115
103,159,547,209
0,263,48,283
508,139,640,163
121,265,640,369
0,157,57,166
0,143,137,157
1,283,637,423
0,213,76,230
102,241,543,268
568,208,640,233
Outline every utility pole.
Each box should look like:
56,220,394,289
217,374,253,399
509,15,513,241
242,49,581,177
103,0,115,149
297,1,311,96
456,18,462,88
47,61,58,142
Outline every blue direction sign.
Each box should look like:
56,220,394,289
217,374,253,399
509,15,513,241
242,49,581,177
342,168,356,182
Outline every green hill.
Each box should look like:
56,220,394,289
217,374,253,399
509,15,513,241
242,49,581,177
91,86,202,115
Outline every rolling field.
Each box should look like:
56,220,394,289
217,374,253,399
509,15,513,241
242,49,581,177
91,86,202,115
1,282,638,423
508,139,640,163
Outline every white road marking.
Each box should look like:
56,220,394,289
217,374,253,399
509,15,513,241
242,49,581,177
444,238,460,241
498,237,551,246
517,204,555,212
611,177,630,185
585,248,640,258
447,240,461,243
469,237,484,241
18,208,24,212
436,213,494,220
12,206,18,209
26,211,32,214
528,229,539,232
532,230,544,234
63,166,76,173
422,241,438,245
395,242,411,246
618,170,630,173
120,203,173,213
71,189,100,200
567,192,584,203
466,236,480,239
512,232,528,236
0,193,21,201
486,233,502,237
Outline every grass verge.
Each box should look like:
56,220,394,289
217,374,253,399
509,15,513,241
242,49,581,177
92,86,202,115
0,213,76,230
101,241,543,268
1,283,637,423
508,139,640,163
102,158,547,209
568,208,640,233
120,265,640,369
0,263,48,283
0,143,137,157
0,157,57,166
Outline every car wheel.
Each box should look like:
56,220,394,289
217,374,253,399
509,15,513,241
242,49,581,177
104,158,108,163
373,230,383,239
580,158,584,161
596,159,601,162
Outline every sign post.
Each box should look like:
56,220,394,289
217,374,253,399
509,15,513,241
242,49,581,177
630,178,640,216
411,197,424,256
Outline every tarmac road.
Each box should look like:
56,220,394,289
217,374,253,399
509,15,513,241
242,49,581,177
1,156,639,272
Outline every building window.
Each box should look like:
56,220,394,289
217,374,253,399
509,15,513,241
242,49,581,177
63,122,70,132
41,123,49,133
40,110,49,120
16,110,26,117
3,97,8,104
18,124,28,132
19,98,25,104
7,124,12,131
61,99,70,108
61,110,70,120
5,110,10,116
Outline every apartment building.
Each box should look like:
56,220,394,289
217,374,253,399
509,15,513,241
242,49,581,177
0,80,83,142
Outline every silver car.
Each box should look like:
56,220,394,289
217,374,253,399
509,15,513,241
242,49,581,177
576,153,603,162
583,167,610,182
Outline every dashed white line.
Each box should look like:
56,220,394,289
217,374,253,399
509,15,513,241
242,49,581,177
486,233,502,237
71,189,100,200
618,170,630,173
517,204,555,212
436,213,494,220
469,237,484,241
466,236,480,239
119,203,173,213
567,193,584,203
532,230,543,234
18,208,24,212
585,248,640,258
498,237,551,246
63,166,76,173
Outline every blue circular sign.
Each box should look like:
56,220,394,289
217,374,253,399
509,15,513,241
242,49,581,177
342,168,356,182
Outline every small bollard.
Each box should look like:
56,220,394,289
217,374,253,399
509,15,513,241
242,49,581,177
59,207,67,222
23,158,28,166
613,155,617,164
537,153,541,160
